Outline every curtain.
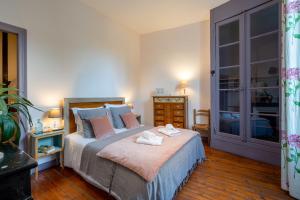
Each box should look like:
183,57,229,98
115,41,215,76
281,0,300,199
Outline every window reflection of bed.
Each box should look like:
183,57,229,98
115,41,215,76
220,113,273,138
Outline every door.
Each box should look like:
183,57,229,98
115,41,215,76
216,15,245,140
211,0,281,165
246,1,281,146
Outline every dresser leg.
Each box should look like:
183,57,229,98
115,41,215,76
60,152,64,169
35,167,38,180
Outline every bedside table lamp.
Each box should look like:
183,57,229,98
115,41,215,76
48,108,62,130
177,80,189,95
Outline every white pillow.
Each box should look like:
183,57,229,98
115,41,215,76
105,104,128,108
72,107,103,134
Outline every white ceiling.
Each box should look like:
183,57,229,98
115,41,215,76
80,0,229,34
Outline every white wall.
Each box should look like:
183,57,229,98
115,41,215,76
0,0,140,108
0,0,211,150
139,21,210,128
0,0,140,148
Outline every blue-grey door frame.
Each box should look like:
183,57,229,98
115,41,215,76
210,0,281,165
0,21,27,150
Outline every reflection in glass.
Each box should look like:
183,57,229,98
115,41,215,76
250,4,278,37
251,61,279,87
251,88,279,115
219,112,240,135
219,21,239,45
220,90,240,112
251,33,278,62
220,67,239,89
219,44,239,67
251,114,279,142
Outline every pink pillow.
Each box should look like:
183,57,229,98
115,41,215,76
121,112,140,129
90,116,115,139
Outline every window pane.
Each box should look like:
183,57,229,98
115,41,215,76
219,44,239,67
220,67,239,89
251,4,279,37
220,112,240,135
220,90,240,112
251,33,278,62
219,20,239,45
251,114,279,142
251,88,279,115
251,61,279,87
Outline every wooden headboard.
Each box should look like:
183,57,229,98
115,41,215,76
64,97,125,134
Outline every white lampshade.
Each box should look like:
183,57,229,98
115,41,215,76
176,80,190,95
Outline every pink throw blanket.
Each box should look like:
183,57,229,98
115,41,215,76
96,127,197,182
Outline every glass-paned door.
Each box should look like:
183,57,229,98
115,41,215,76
247,2,280,143
216,16,244,138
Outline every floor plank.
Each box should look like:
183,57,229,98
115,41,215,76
32,146,293,200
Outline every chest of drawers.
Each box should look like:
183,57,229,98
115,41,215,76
153,96,188,128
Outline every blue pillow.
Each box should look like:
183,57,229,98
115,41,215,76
109,106,131,128
78,108,112,138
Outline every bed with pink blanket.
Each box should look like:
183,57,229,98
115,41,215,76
80,125,205,200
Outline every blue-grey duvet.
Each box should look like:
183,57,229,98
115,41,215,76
80,125,205,200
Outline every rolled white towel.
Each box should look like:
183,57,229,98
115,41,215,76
158,124,181,137
142,130,157,140
166,124,175,130
136,131,163,146
136,136,163,146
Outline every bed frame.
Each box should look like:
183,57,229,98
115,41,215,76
63,97,125,134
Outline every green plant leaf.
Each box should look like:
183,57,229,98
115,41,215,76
296,15,300,23
294,101,300,106
0,98,8,115
293,34,300,39
0,87,18,94
12,119,20,145
287,157,293,162
296,168,300,174
291,153,297,160
9,103,33,126
285,90,293,97
0,85,42,145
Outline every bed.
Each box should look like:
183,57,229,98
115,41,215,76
63,98,205,200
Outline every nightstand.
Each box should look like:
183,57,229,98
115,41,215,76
29,130,64,179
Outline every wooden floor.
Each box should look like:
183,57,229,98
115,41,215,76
31,146,293,200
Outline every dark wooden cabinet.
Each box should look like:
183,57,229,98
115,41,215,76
0,144,37,200
153,96,188,128
210,0,281,165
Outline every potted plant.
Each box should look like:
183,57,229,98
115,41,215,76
0,85,41,147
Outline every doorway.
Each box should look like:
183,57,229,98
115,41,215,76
0,21,27,149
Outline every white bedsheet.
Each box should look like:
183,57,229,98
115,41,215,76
64,128,127,171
